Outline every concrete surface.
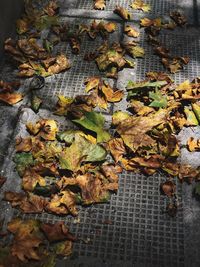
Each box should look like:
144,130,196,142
0,1,200,266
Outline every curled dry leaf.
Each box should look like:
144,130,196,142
94,0,106,10
4,191,47,213
187,137,200,152
41,221,76,242
7,218,43,262
170,11,187,26
46,190,78,216
114,6,131,20
124,25,140,38
160,181,176,197
0,92,23,105
107,138,126,162
130,0,151,12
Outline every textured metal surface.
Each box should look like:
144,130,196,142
0,1,200,266
135,28,200,83
76,0,189,16
1,107,184,266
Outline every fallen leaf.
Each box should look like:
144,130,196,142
7,218,43,262
0,92,23,105
15,137,32,152
22,169,46,192
160,181,176,197
59,133,107,171
124,25,140,37
41,221,76,242
31,94,43,113
149,89,168,108
107,138,126,162
14,152,34,176
170,11,187,26
46,190,78,216
187,137,200,152
114,6,131,20
130,0,151,12
54,240,73,257
94,0,106,10
73,111,111,143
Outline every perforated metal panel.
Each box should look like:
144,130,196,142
135,28,200,84
1,2,200,266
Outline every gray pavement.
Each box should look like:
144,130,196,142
0,1,200,266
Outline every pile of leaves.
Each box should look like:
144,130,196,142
114,73,200,180
4,78,124,217
4,0,71,78
0,218,76,266
84,40,144,78
140,12,189,73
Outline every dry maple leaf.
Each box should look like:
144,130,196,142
22,169,46,192
187,137,200,152
15,137,32,152
124,25,140,38
170,11,187,26
4,191,47,213
41,221,76,242
94,0,106,10
0,92,23,105
115,109,167,152
114,6,131,20
46,190,78,216
7,218,43,262
140,17,162,27
130,0,151,12
26,119,58,141
100,163,123,182
107,138,126,162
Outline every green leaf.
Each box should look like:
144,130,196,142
149,89,168,108
126,80,167,90
14,152,34,176
73,111,111,143
31,94,43,113
59,134,107,171
184,107,199,126
57,130,78,144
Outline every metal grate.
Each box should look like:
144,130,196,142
135,28,200,84
0,106,184,266
76,0,179,15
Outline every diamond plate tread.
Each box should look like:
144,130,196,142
0,104,184,267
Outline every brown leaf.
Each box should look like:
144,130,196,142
41,221,76,242
124,25,140,38
22,169,46,192
15,137,32,152
0,92,23,105
7,218,43,262
94,0,106,10
55,240,73,256
187,137,200,152
160,181,176,197
4,191,47,213
46,190,78,216
130,0,151,12
114,6,131,20
107,138,126,162
170,11,187,26
116,109,167,152
101,163,123,182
